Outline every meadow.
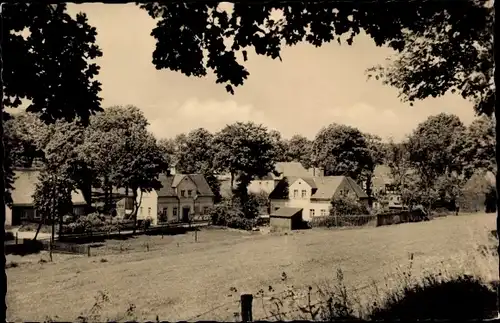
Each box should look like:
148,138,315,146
6,212,497,321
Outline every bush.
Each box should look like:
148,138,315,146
209,199,255,230
331,195,369,216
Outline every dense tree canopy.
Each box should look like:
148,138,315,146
139,1,491,97
286,134,313,169
212,122,276,195
3,3,103,122
311,123,371,180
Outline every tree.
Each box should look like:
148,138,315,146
212,122,276,206
32,169,74,241
360,133,385,204
157,138,177,171
269,130,290,163
113,125,168,233
286,134,313,169
311,123,371,180
384,140,413,209
78,106,168,229
462,116,496,179
405,113,467,212
139,2,490,97
172,128,222,203
2,4,102,315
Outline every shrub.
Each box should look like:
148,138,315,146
209,199,255,230
331,195,369,216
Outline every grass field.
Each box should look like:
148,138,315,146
6,213,497,321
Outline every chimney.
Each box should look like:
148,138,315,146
169,166,176,175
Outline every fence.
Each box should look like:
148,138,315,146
310,214,377,228
5,233,91,258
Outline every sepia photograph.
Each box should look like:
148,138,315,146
1,1,497,322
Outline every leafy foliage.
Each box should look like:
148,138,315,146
312,123,371,180
171,128,222,202
139,2,490,96
32,170,74,228
330,195,369,217
286,135,313,169
209,198,255,230
461,116,496,178
367,2,494,116
3,3,103,122
212,122,277,195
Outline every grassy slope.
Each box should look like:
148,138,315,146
6,213,496,321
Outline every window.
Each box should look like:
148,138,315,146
293,189,299,198
203,206,209,215
275,207,280,211
310,209,315,217
339,190,343,196
301,190,307,198
162,208,168,216
181,190,186,197
148,207,151,216
173,207,178,218
344,189,349,196
188,190,193,197
321,209,327,216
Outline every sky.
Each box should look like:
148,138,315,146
64,3,478,142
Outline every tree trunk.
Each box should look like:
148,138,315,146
1,104,7,320
495,97,500,316
132,189,138,234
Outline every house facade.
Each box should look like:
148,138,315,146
247,162,324,195
269,175,369,222
370,165,405,211
5,169,87,226
156,173,215,224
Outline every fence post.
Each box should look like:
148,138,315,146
87,245,91,257
15,232,18,245
195,229,198,242
240,293,253,322
48,241,53,262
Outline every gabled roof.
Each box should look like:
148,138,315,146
271,207,303,218
310,176,345,200
269,175,368,201
345,177,369,199
156,173,215,197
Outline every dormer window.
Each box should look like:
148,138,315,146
181,190,186,197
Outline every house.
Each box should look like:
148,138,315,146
5,169,87,226
270,207,304,231
247,162,325,195
269,175,369,222
152,173,215,224
370,165,405,210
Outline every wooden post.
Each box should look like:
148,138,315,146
48,241,53,262
195,229,198,242
87,245,91,257
15,232,18,245
240,294,253,322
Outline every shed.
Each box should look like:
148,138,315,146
270,207,303,231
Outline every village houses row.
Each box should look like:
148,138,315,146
5,162,418,227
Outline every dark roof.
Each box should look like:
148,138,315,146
310,176,344,200
156,174,215,197
345,177,369,199
271,207,303,218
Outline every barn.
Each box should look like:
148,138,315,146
270,207,303,231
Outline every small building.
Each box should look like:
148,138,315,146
5,169,87,226
270,207,304,231
269,175,370,222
